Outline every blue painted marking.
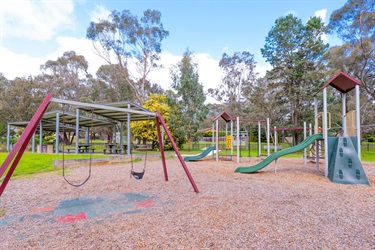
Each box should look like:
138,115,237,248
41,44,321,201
2,192,171,227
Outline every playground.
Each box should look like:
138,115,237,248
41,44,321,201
0,156,374,249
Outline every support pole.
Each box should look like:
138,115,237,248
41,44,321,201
85,129,89,145
127,103,131,156
236,117,240,163
267,118,270,156
212,122,215,159
342,93,347,137
55,112,60,154
274,126,277,152
0,94,52,196
304,121,307,165
75,109,79,154
355,85,361,160
155,110,199,193
155,115,168,182
216,119,219,162
323,88,329,177
120,122,124,150
32,132,35,153
6,123,10,152
258,121,261,160
39,122,43,154
230,120,233,157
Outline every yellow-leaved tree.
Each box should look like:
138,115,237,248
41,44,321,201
131,93,170,149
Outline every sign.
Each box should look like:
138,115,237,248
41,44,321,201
226,135,232,149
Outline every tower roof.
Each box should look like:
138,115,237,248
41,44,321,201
321,72,361,93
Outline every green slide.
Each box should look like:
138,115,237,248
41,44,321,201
235,134,323,173
184,146,216,162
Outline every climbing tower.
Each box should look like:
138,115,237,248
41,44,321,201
328,137,369,185
319,72,369,185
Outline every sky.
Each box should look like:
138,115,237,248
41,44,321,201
1,0,347,95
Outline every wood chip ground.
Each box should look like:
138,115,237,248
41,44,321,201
0,157,374,249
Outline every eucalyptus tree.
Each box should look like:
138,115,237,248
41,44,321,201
87,9,169,105
37,51,90,102
261,14,329,144
327,0,375,101
0,76,45,123
208,51,257,118
170,49,208,151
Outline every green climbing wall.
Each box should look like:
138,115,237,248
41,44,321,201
328,137,369,185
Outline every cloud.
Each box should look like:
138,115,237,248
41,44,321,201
149,52,223,93
285,10,297,16
2,0,75,41
90,4,111,22
0,47,46,79
315,9,327,22
255,63,272,77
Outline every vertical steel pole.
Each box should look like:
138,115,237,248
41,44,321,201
216,119,219,161
55,112,60,154
323,88,329,177
39,122,43,154
355,85,361,160
230,120,233,156
32,132,35,153
304,121,307,165
75,109,79,154
237,117,240,163
274,126,277,152
6,124,10,152
342,93,347,137
267,118,270,156
212,122,215,159
258,121,261,160
127,103,131,156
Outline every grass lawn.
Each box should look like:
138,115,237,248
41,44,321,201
0,141,373,180
0,152,108,179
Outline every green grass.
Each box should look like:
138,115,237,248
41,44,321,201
0,141,373,180
0,152,107,179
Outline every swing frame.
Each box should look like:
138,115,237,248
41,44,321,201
0,96,200,197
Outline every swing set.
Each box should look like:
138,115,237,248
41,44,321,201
0,95,200,196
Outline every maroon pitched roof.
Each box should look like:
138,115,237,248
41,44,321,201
212,111,235,123
321,72,361,93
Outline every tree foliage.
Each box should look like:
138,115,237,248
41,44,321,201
261,14,329,143
87,9,169,104
36,50,90,102
170,49,208,150
327,0,375,101
0,76,45,123
208,51,257,117
130,93,170,148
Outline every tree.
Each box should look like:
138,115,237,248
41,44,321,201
170,49,208,151
208,51,258,117
261,14,329,144
130,93,170,148
0,76,45,123
327,0,375,101
87,9,169,105
37,51,90,102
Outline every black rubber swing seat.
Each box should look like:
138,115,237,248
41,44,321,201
131,170,145,180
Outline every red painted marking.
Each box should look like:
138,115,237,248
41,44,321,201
55,212,87,223
135,199,155,208
30,206,54,213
